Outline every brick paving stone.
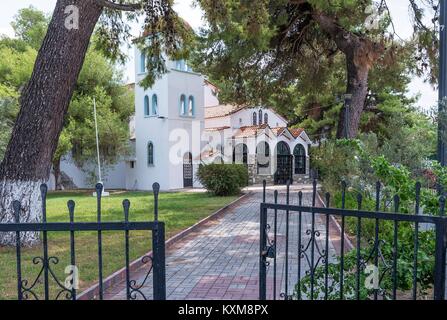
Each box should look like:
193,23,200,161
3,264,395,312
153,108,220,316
104,190,337,300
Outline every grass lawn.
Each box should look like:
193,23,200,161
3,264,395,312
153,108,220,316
0,190,237,300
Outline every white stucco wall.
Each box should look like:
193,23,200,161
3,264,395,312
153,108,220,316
204,83,219,107
132,46,206,190
230,108,288,128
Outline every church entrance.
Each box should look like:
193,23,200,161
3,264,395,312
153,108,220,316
183,152,193,188
274,142,293,185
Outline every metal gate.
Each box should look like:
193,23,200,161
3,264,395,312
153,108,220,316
274,155,293,185
183,152,193,188
259,180,447,300
0,183,166,300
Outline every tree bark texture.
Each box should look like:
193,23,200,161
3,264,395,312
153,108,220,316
0,0,103,246
313,12,384,138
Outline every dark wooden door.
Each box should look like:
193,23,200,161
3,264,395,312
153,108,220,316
183,153,193,188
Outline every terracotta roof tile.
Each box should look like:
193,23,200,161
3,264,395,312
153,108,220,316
271,127,287,136
233,124,269,138
204,104,245,119
204,126,231,132
289,128,304,138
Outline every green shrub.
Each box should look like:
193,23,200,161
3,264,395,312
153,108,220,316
197,163,248,196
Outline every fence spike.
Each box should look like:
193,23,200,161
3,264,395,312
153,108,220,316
440,196,446,217
298,191,303,205
40,184,48,199
375,181,381,211
274,190,278,204
394,195,400,212
312,179,317,206
40,184,48,222
95,183,103,222
95,183,103,198
415,182,421,215
325,192,330,208
262,180,266,203
67,200,75,222
153,182,160,221
341,181,347,209
12,200,21,223
357,193,363,210
123,199,130,222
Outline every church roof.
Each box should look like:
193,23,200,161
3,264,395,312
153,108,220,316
231,125,305,140
289,128,304,138
233,124,270,138
270,127,286,136
205,126,231,132
204,104,245,119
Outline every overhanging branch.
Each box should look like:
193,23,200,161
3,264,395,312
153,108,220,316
95,0,143,12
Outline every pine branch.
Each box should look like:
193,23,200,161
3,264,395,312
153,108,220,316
95,0,142,12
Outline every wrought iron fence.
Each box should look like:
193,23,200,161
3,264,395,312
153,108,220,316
0,183,166,300
259,180,447,300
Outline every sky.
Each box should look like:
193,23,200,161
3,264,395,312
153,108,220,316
0,0,438,110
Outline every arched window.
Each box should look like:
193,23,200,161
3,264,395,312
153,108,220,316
180,94,187,115
264,113,268,125
144,95,150,116
188,96,194,116
256,142,270,174
140,53,146,73
147,142,154,166
233,143,248,165
293,144,306,174
152,94,158,115
258,110,263,125
252,112,257,125
276,141,290,156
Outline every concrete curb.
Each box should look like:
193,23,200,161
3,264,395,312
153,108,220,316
77,192,253,300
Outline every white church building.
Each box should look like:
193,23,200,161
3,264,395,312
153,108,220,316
48,46,312,191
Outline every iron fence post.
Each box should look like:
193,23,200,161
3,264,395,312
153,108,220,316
259,204,267,300
434,217,447,300
152,221,166,300
439,0,447,166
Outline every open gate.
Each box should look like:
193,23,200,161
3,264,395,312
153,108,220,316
259,180,447,300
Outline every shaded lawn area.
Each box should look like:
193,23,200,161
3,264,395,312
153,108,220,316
0,190,237,300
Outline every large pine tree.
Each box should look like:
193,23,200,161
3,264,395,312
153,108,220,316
0,0,191,246
194,0,439,138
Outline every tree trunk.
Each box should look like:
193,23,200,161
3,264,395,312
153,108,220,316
53,157,62,191
312,12,383,139
336,56,370,138
0,0,102,246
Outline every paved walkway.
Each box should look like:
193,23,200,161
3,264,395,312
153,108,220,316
104,190,337,300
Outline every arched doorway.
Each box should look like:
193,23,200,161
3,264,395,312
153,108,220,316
256,141,270,175
274,141,292,185
183,152,193,188
293,144,306,174
233,143,248,165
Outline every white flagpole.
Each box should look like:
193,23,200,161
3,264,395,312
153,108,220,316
93,97,102,183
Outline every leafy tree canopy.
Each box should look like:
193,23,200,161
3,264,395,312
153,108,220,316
0,5,134,186
11,5,49,50
193,0,439,137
